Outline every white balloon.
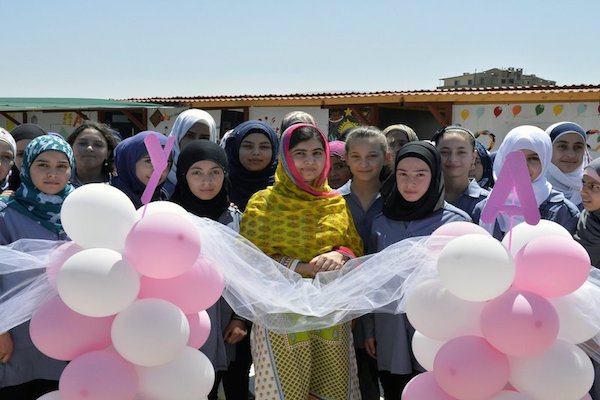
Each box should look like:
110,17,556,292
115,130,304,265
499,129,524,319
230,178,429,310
112,299,189,367
137,347,215,400
57,248,140,317
502,219,572,256
405,278,484,340
61,183,138,252
36,391,62,400
510,340,594,400
551,281,600,344
437,234,514,301
136,201,190,220
411,331,445,371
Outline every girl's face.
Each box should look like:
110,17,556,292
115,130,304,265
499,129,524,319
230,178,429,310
551,133,586,174
581,174,600,212
327,155,351,189
0,141,15,181
135,155,170,186
469,152,484,181
239,133,273,172
396,157,432,202
387,131,409,155
521,149,542,181
290,137,326,184
15,139,32,170
346,137,386,183
30,150,71,195
72,128,109,171
438,132,476,180
180,122,211,150
186,160,225,201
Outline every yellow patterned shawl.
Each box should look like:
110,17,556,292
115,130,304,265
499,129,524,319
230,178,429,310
241,124,363,261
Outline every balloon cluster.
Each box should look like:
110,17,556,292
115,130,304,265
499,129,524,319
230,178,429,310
403,221,598,400
31,183,224,400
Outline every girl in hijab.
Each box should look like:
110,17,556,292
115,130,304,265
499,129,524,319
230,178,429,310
224,120,278,211
111,131,171,209
575,158,600,267
382,124,418,161
474,125,580,240
67,121,119,187
241,124,363,400
546,121,588,209
164,109,218,195
364,141,470,399
0,128,16,189
327,140,352,189
6,123,46,193
171,140,249,400
471,140,495,190
433,126,489,220
0,135,73,399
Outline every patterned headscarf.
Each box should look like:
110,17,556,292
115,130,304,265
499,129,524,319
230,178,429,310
224,120,278,210
241,124,363,261
166,109,218,191
3,135,74,233
111,131,169,209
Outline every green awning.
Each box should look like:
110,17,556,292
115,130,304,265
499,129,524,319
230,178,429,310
0,98,162,112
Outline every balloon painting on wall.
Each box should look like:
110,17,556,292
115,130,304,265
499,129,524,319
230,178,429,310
535,104,545,116
493,106,503,118
461,109,470,120
512,105,522,117
553,104,564,116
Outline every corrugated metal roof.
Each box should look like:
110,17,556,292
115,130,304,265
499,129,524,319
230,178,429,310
0,98,162,112
124,84,600,105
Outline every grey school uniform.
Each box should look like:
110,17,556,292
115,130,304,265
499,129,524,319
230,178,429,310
0,204,68,388
338,180,383,250
450,179,489,222
364,203,471,374
472,189,580,240
199,206,242,371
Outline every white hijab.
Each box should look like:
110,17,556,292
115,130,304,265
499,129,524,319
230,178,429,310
166,109,218,190
485,125,553,233
545,121,587,206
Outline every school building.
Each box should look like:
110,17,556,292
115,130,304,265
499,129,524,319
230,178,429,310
2,83,599,154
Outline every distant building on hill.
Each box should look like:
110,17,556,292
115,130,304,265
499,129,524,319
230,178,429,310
438,67,556,88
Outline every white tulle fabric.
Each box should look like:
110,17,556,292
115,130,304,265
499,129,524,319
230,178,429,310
3,215,600,362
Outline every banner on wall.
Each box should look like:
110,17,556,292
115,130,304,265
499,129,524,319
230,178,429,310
453,102,600,156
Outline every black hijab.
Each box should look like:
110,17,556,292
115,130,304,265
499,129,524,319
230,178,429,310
382,141,445,221
224,120,278,211
575,158,600,267
171,140,231,221
7,123,47,191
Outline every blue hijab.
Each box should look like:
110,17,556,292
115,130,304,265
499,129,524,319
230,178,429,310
475,140,494,190
4,135,74,233
224,120,278,211
111,131,169,209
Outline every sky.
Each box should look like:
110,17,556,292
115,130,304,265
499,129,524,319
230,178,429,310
2,0,599,100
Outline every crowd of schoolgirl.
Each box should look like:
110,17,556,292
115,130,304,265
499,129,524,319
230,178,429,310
0,109,599,400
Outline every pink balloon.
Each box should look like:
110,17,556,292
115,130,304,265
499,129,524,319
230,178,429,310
59,349,138,400
481,289,558,357
581,394,592,400
124,212,201,279
433,336,509,400
187,311,212,348
138,257,224,313
402,372,457,399
432,221,491,238
46,242,82,289
513,236,591,297
30,296,114,361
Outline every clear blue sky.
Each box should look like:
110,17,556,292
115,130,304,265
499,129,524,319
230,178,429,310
3,0,599,99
